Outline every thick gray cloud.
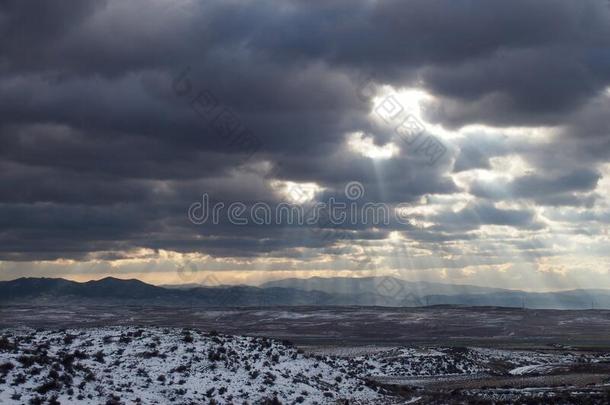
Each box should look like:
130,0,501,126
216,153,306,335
0,0,609,268
470,168,601,207
428,202,542,232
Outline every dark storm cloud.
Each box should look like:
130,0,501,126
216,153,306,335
421,45,610,128
241,0,610,127
428,202,541,232
470,168,601,207
1,0,609,262
512,169,601,197
452,132,515,172
0,1,104,73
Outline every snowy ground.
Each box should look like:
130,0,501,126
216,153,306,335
313,346,610,378
1,327,609,404
0,327,389,404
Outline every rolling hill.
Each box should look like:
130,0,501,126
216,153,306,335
1,276,609,309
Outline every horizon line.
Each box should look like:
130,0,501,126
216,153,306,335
3,274,609,294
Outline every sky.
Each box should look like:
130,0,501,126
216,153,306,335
1,0,610,291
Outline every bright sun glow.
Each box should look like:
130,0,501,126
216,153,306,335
347,132,399,159
372,86,433,114
270,180,323,203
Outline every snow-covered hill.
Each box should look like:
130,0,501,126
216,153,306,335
2,327,609,404
0,327,388,404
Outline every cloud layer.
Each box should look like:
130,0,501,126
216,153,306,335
1,0,610,289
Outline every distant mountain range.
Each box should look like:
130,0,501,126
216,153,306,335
1,276,610,309
261,277,610,309
261,276,508,298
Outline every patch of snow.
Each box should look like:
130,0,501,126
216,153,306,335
0,327,387,404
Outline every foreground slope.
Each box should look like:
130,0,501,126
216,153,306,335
0,328,387,404
2,327,610,404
